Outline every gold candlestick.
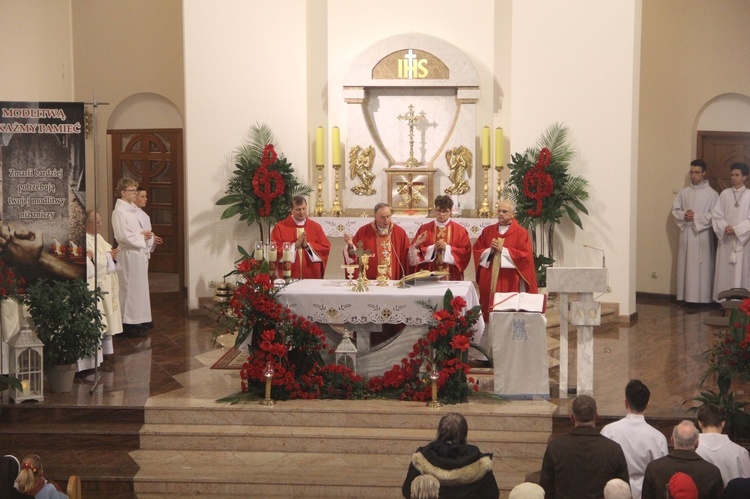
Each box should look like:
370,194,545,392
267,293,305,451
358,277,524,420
377,264,389,287
314,163,326,216
426,366,443,408
478,164,491,218
494,163,504,216
330,164,343,217
260,362,275,406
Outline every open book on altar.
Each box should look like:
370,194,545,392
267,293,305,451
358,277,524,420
492,292,547,313
397,270,450,287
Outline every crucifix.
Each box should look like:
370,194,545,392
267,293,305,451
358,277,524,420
395,174,426,209
397,104,426,168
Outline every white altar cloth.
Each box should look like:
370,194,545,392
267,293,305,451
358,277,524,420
490,311,549,399
276,279,485,378
313,217,495,240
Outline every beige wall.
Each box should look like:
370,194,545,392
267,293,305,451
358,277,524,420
0,0,73,101
637,0,750,295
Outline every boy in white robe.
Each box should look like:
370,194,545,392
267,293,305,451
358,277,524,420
672,159,718,304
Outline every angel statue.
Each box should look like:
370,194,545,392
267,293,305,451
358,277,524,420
444,145,472,195
349,145,376,196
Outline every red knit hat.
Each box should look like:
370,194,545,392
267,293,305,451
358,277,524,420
668,472,698,499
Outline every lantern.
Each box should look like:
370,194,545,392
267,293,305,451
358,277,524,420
8,323,44,402
335,329,357,372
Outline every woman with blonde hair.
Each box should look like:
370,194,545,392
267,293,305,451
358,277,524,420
14,454,68,498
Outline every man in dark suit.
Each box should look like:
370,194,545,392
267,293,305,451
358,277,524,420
540,395,629,498
642,420,724,499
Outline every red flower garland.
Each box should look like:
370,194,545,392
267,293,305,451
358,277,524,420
252,144,285,217
522,147,555,217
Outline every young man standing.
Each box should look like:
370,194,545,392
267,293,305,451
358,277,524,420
713,163,750,300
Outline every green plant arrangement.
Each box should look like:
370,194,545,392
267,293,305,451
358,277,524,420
219,259,487,405
21,278,105,366
216,123,312,244
503,123,589,285
690,300,750,438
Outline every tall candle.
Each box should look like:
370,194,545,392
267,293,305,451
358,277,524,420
495,127,504,166
332,126,341,165
481,126,490,165
316,126,324,165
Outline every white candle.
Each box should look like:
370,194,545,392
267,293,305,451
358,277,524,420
21,380,29,396
495,127,504,166
316,127,325,165
254,248,264,260
283,249,294,262
332,126,341,165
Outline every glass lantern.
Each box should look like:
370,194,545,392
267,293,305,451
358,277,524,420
334,329,357,372
8,323,44,402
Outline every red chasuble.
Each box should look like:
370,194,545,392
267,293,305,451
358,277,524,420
350,222,410,280
411,220,472,281
472,219,538,321
270,216,331,279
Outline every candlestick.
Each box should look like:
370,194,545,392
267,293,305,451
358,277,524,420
495,127,503,166
316,126,324,166
260,362,275,406
426,366,443,408
332,126,341,166
481,126,490,166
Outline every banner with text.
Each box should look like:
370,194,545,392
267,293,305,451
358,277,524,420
0,101,86,283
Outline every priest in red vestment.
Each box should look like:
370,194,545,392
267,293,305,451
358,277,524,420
473,199,538,321
343,203,410,280
270,196,330,279
409,195,472,281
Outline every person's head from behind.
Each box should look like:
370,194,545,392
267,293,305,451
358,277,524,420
436,412,468,445
571,394,597,426
508,482,545,498
625,379,650,413
668,472,698,499
410,474,439,499
672,420,699,451
14,454,43,494
603,478,632,499
697,403,726,432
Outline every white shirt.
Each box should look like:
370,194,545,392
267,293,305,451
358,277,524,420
696,432,750,486
601,413,668,499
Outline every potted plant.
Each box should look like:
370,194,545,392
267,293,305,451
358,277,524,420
21,278,104,393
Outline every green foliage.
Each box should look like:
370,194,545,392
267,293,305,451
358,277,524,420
685,386,750,439
216,123,312,241
503,122,589,229
0,374,23,392
22,279,105,366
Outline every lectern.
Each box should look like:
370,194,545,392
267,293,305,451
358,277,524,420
546,267,608,397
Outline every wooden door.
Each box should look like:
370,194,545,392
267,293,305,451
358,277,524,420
108,129,184,287
697,131,750,191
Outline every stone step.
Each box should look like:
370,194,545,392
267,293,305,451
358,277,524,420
144,399,553,433
139,423,549,458
129,450,537,497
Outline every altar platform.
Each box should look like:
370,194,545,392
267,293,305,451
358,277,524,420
0,287,722,497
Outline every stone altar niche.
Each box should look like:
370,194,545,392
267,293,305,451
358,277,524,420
342,33,480,215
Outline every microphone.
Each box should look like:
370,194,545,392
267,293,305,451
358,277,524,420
583,244,606,268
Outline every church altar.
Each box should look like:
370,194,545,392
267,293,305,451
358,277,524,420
275,279,484,378
313,216,495,240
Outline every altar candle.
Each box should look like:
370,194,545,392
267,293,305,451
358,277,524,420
21,380,28,396
267,243,277,262
495,127,504,166
254,246,264,261
283,242,294,262
316,126,324,165
332,126,341,165
482,126,490,165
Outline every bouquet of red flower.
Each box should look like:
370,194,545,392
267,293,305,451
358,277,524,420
0,260,25,301
705,299,750,386
366,289,482,404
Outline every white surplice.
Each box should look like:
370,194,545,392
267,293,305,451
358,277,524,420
86,232,123,336
135,207,156,261
712,186,750,300
112,198,151,324
672,181,718,302
696,432,750,486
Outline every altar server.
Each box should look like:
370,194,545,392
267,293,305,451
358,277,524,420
343,202,410,280
409,195,472,280
78,211,123,372
112,178,151,338
672,159,718,304
271,196,330,279
712,163,750,300
473,199,537,322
